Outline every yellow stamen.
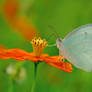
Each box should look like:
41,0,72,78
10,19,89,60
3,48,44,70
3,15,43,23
31,37,48,56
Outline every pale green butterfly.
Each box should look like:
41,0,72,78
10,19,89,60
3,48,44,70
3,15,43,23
50,24,92,72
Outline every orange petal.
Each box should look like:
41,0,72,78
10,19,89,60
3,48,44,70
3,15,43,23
43,56,64,63
0,49,39,62
43,56,73,73
48,61,73,73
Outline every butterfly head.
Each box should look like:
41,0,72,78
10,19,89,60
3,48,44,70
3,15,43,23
56,38,63,49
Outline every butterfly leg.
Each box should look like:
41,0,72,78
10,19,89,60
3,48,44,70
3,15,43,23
59,50,65,61
61,56,65,61
56,55,65,62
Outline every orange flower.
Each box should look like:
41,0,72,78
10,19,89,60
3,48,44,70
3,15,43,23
2,0,19,21
2,0,38,41
12,17,38,41
0,44,5,51
0,38,73,73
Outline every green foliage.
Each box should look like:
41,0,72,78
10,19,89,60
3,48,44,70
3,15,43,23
0,0,92,92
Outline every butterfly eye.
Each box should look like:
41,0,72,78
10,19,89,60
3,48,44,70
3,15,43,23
56,38,63,49
57,38,62,44
58,38,62,43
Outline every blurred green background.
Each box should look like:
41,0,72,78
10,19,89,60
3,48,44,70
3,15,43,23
0,0,92,92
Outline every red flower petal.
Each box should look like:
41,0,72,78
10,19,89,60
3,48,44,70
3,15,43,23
0,49,32,61
47,61,73,73
43,56,73,73
0,49,73,73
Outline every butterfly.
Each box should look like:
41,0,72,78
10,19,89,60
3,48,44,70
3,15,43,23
56,24,92,72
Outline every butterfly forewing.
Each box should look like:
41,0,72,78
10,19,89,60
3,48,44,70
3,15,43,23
61,24,92,71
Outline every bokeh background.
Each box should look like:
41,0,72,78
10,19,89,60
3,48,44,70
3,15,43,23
0,0,92,92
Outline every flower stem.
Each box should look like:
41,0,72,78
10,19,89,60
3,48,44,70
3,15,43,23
31,62,38,92
9,76,13,92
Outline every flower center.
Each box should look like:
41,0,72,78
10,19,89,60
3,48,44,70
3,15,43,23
31,37,48,56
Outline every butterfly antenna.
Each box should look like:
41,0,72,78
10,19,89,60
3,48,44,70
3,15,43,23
48,25,60,38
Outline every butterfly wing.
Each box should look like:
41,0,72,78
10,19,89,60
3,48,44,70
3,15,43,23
61,24,92,72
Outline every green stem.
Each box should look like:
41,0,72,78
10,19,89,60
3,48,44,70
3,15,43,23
9,76,13,92
31,62,38,92
9,76,15,92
